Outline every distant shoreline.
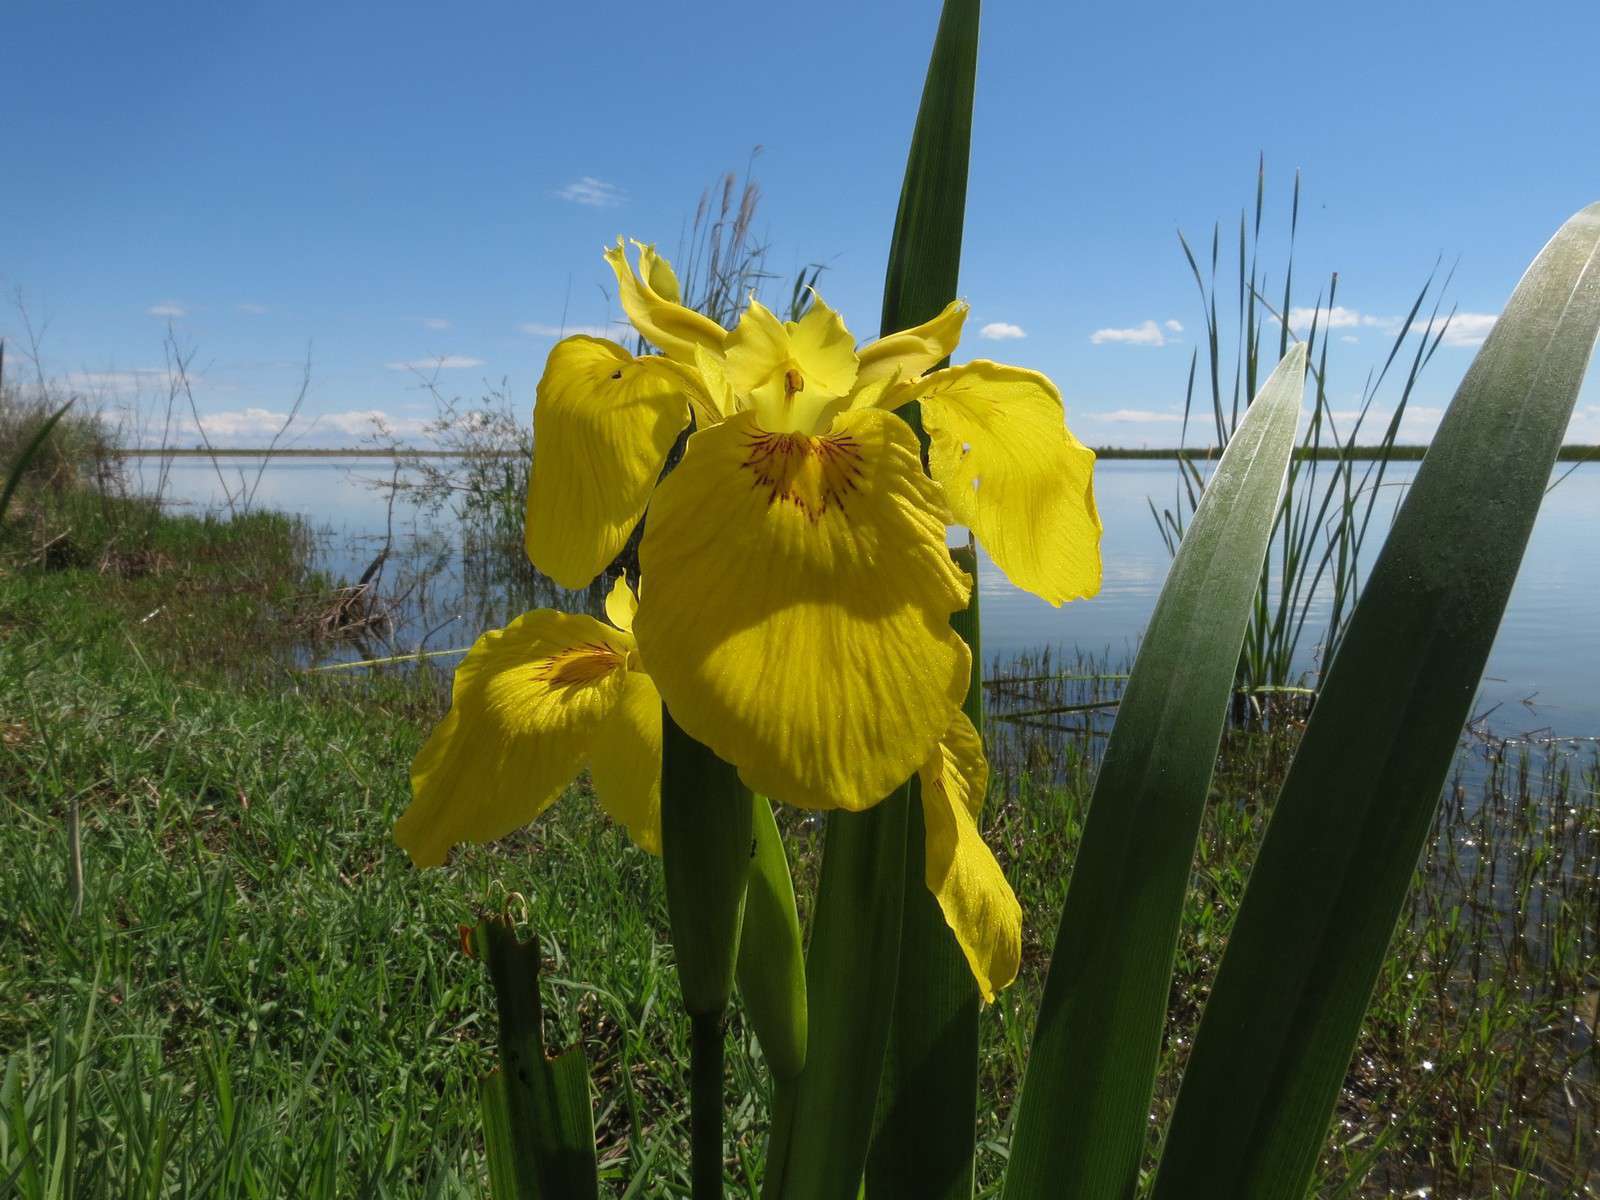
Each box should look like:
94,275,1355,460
117,445,1600,462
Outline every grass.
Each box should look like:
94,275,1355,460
2,497,1597,1197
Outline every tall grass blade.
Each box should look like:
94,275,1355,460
1000,344,1306,1200
1150,201,1600,1199
762,1,978,1195
0,398,75,524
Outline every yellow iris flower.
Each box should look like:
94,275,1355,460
400,238,1098,999
394,574,662,865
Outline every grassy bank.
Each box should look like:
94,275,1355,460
2,497,1597,1197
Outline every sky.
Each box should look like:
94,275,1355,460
4,0,1599,448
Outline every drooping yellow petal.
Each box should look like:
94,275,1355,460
724,297,859,434
852,299,969,405
395,611,633,868
524,336,694,589
918,711,1020,1002
604,239,726,363
692,344,735,425
634,407,972,812
908,361,1102,605
604,572,639,633
589,669,663,854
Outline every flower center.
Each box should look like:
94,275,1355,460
742,429,864,521
536,642,624,687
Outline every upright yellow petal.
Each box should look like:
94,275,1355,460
604,239,727,362
852,299,969,404
724,297,859,433
395,611,633,868
908,361,1102,605
604,572,639,633
634,408,972,812
589,669,663,854
524,336,693,589
918,711,1020,1002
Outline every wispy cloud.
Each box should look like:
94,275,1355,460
237,303,269,316
978,321,1026,340
384,355,485,371
1090,320,1169,347
519,321,630,339
146,302,187,318
149,406,433,447
556,176,626,208
1164,319,1184,334
61,368,171,395
418,316,451,331
1093,408,1186,424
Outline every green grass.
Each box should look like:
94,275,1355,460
2,498,1597,1197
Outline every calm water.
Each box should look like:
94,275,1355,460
138,455,1600,739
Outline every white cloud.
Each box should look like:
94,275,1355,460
1418,311,1498,348
1564,404,1600,443
1094,408,1185,424
519,321,631,339
237,303,268,315
385,355,485,371
1091,320,1167,347
146,302,187,318
144,406,434,447
418,316,451,331
978,321,1026,340
1164,319,1184,334
1286,305,1402,334
556,176,625,208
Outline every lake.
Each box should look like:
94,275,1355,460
135,454,1600,741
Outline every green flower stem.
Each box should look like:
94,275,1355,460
689,1012,727,1200
661,712,754,1199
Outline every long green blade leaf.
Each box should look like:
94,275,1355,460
868,545,986,1200
763,1,979,1195
1151,202,1600,1199
736,796,807,1082
1001,344,1306,1199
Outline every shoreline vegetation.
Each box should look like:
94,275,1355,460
108,443,1600,461
4,449,1598,1195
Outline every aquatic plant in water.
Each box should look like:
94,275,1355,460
391,2,1600,1196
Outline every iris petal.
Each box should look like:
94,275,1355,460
524,336,694,589
634,408,972,811
918,710,1021,1002
589,669,663,855
605,239,727,362
910,360,1102,605
395,611,634,867
852,299,969,405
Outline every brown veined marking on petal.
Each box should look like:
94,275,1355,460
740,429,865,523
534,641,626,687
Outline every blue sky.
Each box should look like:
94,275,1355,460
4,0,1598,446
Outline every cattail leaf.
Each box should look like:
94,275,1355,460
1151,202,1600,1199
1000,344,1306,1199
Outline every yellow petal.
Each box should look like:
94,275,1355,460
724,297,859,434
589,669,663,854
395,610,633,868
634,407,972,811
918,711,1020,1002
852,299,969,404
524,336,693,589
605,239,726,362
605,571,639,633
692,344,735,425
909,361,1102,605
